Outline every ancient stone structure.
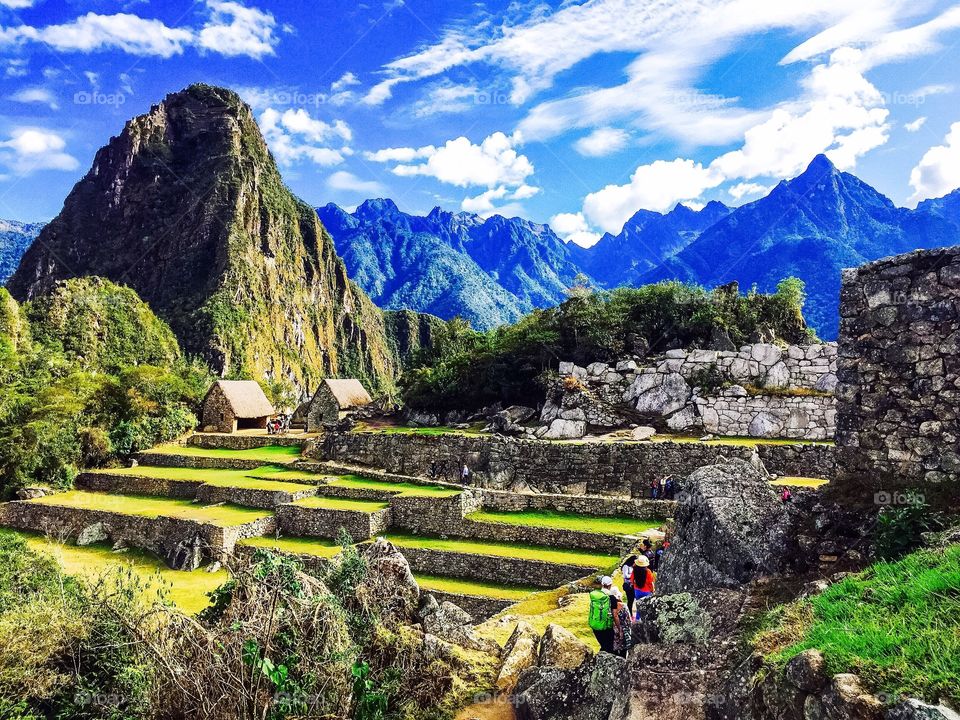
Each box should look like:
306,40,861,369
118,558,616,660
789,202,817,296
836,246,960,508
544,343,837,441
317,431,835,498
305,378,372,431
201,380,274,433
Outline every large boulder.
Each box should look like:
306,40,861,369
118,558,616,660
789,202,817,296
544,418,587,440
496,621,540,693
627,372,691,417
358,538,420,623
513,651,630,720
887,700,960,720
537,623,592,670
657,458,792,593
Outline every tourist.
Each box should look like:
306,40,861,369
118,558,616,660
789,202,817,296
664,476,675,500
781,487,793,503
658,477,667,498
632,555,656,621
650,478,659,499
621,555,637,613
611,592,633,656
654,540,668,570
601,574,622,601
641,538,655,567
461,464,471,482
588,579,616,653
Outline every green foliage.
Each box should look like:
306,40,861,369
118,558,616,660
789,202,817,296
874,495,947,560
764,545,960,705
401,279,816,410
0,278,212,496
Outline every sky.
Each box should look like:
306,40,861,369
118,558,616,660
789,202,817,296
0,0,959,247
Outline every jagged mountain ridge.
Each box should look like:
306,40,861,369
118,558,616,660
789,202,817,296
7,84,396,392
317,199,584,330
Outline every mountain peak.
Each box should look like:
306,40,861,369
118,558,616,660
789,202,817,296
805,153,838,176
356,198,400,219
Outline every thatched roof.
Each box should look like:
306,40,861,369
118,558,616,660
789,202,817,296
209,380,274,418
321,378,372,409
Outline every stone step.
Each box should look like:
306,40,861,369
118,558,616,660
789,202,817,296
188,433,307,450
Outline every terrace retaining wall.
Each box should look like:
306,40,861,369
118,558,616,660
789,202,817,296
477,489,673,518
186,434,307,450
135,454,269,471
275,503,392,541
196,484,317,509
77,472,201,498
426,590,513,622
394,545,598,589
317,432,835,496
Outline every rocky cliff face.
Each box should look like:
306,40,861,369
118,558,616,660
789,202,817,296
8,84,395,392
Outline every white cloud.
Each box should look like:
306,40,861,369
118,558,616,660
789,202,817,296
363,145,435,163
583,159,721,233
9,86,58,109
198,0,278,58
411,82,478,117
550,211,602,247
728,182,772,201
908,122,960,204
389,132,534,189
259,107,351,167
573,127,629,157
0,1,279,59
0,127,79,174
331,72,360,93
905,117,927,132
327,170,385,195
0,0,36,7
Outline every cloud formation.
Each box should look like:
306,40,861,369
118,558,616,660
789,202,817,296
909,122,960,205
0,127,79,174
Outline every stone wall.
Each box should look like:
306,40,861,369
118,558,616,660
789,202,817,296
186,434,307,450
477,489,674,519
275,503,392,541
544,343,837,441
317,431,834,497
836,246,960,508
426,590,513,622
136,453,268,471
755,444,835,480
77,471,201,498
195,483,316,509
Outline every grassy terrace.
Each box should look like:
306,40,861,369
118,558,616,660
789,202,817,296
386,532,617,568
19,532,226,614
414,573,538,601
771,476,830,488
466,508,661,536
95,465,319,493
240,535,341,559
326,475,463,498
290,496,390,513
26,490,273,526
144,443,302,463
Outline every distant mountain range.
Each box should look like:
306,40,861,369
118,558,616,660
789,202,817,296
5,152,960,340
320,155,960,338
0,220,43,285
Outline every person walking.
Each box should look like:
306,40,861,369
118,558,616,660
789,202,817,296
611,591,633,657
632,555,656,621
621,555,637,614
650,478,659,499
641,539,656,567
588,578,616,653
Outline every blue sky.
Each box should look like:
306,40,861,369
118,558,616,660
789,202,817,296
1,0,959,246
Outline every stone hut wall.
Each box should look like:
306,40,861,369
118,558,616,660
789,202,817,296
201,386,236,434
306,386,339,432
835,246,960,508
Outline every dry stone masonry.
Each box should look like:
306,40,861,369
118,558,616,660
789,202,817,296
836,246,960,508
542,343,837,441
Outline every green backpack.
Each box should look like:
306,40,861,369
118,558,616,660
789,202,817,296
588,590,613,631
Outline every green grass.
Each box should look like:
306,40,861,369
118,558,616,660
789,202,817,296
466,509,661,536
144,444,302,462
326,476,463,498
759,545,960,704
386,532,616,568
95,465,317,493
27,490,274,526
240,535,341,558
291,496,390,513
19,532,227,615
771,477,830,488
477,585,598,648
414,574,537,601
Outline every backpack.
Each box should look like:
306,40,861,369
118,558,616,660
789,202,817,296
588,590,613,631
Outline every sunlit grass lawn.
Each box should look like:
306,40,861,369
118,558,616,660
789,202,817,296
19,532,227,615
757,545,960,705
387,532,616,568
327,476,463,498
478,585,597,648
239,534,342,558
27,490,274,526
466,509,661,536
144,444,302,462
414,573,537,601
94,465,317,493
770,476,830,488
291,496,390,513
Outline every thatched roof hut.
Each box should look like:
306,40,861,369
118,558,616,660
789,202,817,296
306,378,372,431
202,380,275,433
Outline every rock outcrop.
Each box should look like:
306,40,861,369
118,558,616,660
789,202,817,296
8,84,396,392
657,457,793,593
513,651,630,720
